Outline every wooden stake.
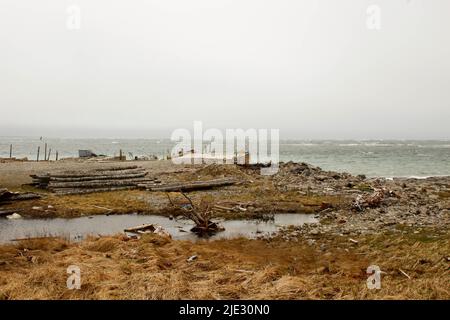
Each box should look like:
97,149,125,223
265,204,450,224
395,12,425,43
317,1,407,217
44,143,47,161
9,144,12,158
56,151,59,161
120,149,123,161
37,146,40,162
47,148,52,161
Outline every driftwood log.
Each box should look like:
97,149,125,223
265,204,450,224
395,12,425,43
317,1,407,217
124,224,156,233
94,165,138,171
54,186,136,196
166,192,225,236
0,188,42,203
142,178,238,192
31,169,146,180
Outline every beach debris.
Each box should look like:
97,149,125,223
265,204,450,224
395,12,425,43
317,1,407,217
124,224,171,239
124,223,156,234
6,213,22,220
141,178,238,192
213,202,251,213
349,238,359,244
0,209,20,217
0,188,42,203
154,225,172,238
78,150,97,158
134,155,158,161
167,192,225,236
352,188,392,211
187,255,198,262
398,268,411,280
91,205,113,212
30,166,156,195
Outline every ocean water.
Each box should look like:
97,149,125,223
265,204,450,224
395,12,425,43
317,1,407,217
1,137,449,178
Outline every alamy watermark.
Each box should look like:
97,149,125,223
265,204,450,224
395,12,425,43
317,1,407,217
170,121,279,175
67,265,81,290
66,5,81,30
366,265,382,289
366,5,381,30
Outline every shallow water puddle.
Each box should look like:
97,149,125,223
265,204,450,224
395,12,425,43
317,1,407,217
0,213,317,243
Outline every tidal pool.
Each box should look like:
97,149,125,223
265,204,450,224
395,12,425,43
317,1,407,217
0,213,317,243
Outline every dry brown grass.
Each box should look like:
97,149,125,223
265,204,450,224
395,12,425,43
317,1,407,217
0,229,448,300
2,190,171,218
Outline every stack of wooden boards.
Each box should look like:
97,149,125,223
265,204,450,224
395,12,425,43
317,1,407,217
30,165,158,195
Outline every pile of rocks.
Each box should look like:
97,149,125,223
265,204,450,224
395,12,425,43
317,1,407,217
272,161,367,196
257,162,450,238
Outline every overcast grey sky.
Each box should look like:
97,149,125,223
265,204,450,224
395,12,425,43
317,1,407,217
0,0,449,139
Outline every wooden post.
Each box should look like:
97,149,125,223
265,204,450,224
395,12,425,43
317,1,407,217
47,149,52,161
9,144,12,158
37,146,40,162
44,143,47,161
119,149,123,161
56,151,59,161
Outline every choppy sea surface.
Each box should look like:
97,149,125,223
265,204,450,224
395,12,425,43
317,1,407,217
1,137,449,178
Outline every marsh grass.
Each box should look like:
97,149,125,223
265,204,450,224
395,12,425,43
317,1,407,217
0,229,448,300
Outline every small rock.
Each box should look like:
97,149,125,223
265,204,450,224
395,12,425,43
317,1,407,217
6,213,22,220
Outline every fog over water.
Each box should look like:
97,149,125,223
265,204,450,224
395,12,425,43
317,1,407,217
1,1,450,140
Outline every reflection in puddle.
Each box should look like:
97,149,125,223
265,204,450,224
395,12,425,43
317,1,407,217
0,213,317,243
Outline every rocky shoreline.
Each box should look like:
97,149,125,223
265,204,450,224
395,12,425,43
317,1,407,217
268,161,450,239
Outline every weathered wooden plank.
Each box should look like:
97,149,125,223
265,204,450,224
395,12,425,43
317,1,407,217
33,168,145,179
47,171,148,182
94,165,138,172
147,178,238,192
54,186,136,196
49,177,155,189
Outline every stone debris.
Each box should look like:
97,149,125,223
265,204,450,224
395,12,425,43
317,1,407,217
255,162,450,239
